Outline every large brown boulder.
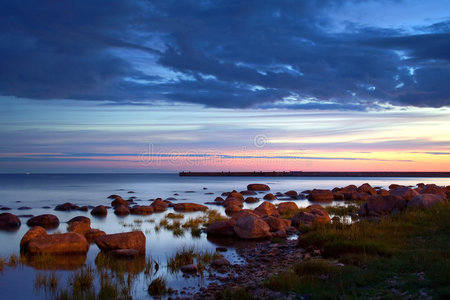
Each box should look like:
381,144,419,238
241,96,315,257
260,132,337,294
230,209,260,220
254,201,280,217
308,189,334,202
291,206,330,227
408,194,446,209
206,220,236,236
0,212,21,229
55,202,79,211
111,197,129,208
390,187,419,201
225,204,242,214
233,216,270,239
240,190,257,196
173,203,208,212
24,232,89,255
420,184,446,198
359,195,406,217
358,183,377,195
95,231,146,255
27,214,60,229
114,205,130,216
277,202,299,215
67,217,91,236
247,183,270,191
130,205,154,215
263,216,290,231
91,205,108,217
226,191,244,201
244,197,259,203
285,190,298,198
332,191,345,201
20,226,47,249
223,198,243,208
150,199,168,212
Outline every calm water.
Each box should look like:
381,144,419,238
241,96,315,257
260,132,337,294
0,174,449,299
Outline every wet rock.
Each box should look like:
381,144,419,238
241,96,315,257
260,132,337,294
234,216,270,239
27,214,60,229
25,232,89,255
150,198,168,212
230,209,260,220
226,191,244,201
114,204,130,216
332,191,345,201
408,194,446,209
223,198,243,208
107,194,122,200
78,206,89,212
0,207,12,210
173,203,208,212
291,206,330,227
284,190,298,198
420,184,446,198
263,216,290,231
206,220,236,236
214,197,224,203
0,212,21,229
277,202,298,215
20,226,47,249
378,189,390,196
271,229,287,238
390,187,419,201
130,205,154,215
225,204,242,214
181,264,198,274
389,184,404,190
67,217,91,236
356,192,370,201
211,257,231,268
18,206,32,210
247,183,270,191
91,205,108,217
244,197,259,203
254,201,280,217
111,197,129,208
263,193,276,200
85,229,106,243
95,231,146,255
55,202,79,211
308,189,334,202
358,183,377,195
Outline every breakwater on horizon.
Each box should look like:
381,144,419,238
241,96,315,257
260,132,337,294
179,171,450,177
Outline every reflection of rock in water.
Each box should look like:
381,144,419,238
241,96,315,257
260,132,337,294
21,253,87,270
206,235,261,255
95,252,145,275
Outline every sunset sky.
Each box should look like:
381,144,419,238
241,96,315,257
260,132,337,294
1,0,449,173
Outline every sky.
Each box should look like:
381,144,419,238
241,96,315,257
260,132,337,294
0,0,449,173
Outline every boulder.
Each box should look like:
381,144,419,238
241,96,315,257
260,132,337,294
358,183,377,195
359,195,406,217
68,216,90,226
27,214,60,229
91,205,108,217
230,209,260,220
247,183,270,191
356,192,371,202
408,194,446,209
223,198,244,208
420,184,446,198
378,189,390,196
263,216,290,231
85,229,106,243
67,218,91,236
95,231,146,255
234,216,270,239
111,197,129,208
225,204,242,214
277,202,298,215
291,206,330,227
55,202,79,211
244,197,259,203
107,194,122,200
214,197,224,203
332,191,345,201
226,191,244,201
114,205,130,216
25,232,89,255
263,193,276,200
130,205,154,215
308,189,334,202
254,201,280,217
0,212,21,229
181,264,198,274
206,220,236,236
390,187,419,201
389,184,404,190
150,199,168,212
20,226,47,249
271,229,287,238
211,257,231,268
173,203,208,212
240,190,257,196
285,190,298,198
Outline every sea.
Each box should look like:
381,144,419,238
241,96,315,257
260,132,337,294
0,173,449,299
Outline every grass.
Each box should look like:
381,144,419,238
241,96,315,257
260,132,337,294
264,202,450,299
325,204,359,217
0,258,4,272
217,287,254,300
34,272,59,291
167,246,223,273
71,265,95,291
166,212,184,219
148,276,167,296
7,254,19,267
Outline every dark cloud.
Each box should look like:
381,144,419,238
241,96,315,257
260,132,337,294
0,0,449,109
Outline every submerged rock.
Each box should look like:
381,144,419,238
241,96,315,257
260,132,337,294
55,202,80,211
20,226,47,250
206,220,236,236
234,216,270,239
247,183,270,191
291,206,330,227
26,214,60,229
173,203,208,212
130,205,154,215
263,193,276,200
0,212,21,229
91,205,108,217
25,232,89,255
308,189,334,202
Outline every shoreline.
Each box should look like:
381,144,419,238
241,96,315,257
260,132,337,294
179,171,450,177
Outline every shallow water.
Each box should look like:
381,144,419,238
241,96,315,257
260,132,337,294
0,174,448,298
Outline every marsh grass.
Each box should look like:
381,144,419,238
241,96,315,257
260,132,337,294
167,246,223,273
166,212,184,219
71,265,95,291
7,254,19,267
190,227,202,238
148,276,167,296
325,204,359,217
34,272,58,291
217,287,254,300
265,203,450,299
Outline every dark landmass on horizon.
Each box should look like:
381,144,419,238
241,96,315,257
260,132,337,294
179,171,450,177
